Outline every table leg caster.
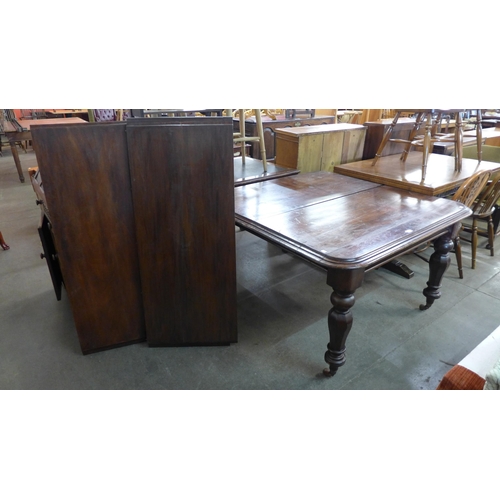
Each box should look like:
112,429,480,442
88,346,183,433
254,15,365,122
323,366,339,377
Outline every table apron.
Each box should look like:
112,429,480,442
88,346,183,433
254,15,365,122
235,217,456,273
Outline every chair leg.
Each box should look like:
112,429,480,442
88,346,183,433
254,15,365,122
400,112,426,162
421,113,433,182
488,215,495,256
454,111,463,172
455,236,464,278
372,111,401,166
254,109,267,172
471,220,478,269
239,109,246,165
476,109,483,163
0,231,9,250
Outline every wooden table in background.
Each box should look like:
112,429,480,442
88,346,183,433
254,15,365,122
3,117,87,182
234,171,471,376
336,151,500,197
143,109,224,117
44,109,88,118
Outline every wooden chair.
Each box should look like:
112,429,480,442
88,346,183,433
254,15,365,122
371,109,483,182
91,110,129,122
228,109,267,172
459,173,500,270
0,231,9,250
451,170,491,278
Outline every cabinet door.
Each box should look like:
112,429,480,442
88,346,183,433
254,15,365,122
320,132,344,172
341,128,367,164
126,120,238,346
38,215,63,301
297,135,325,173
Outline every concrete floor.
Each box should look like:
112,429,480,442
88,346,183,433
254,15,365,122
2,145,500,390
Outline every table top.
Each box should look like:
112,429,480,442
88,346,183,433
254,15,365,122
335,151,500,196
275,123,366,137
234,114,337,123
15,117,87,131
234,171,471,271
44,109,88,115
364,117,418,126
143,109,224,115
233,157,299,186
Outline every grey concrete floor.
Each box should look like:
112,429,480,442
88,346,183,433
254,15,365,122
2,145,500,389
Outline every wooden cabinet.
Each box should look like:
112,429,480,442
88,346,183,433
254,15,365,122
31,118,237,353
275,123,366,173
233,114,338,160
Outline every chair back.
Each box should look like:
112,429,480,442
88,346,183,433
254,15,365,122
471,173,500,217
93,109,117,122
452,170,491,208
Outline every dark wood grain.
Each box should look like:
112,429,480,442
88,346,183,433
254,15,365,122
234,171,472,376
126,120,238,346
31,122,146,353
235,172,470,270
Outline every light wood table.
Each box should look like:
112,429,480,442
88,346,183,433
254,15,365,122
234,171,471,376
44,109,88,118
2,117,87,182
335,151,500,197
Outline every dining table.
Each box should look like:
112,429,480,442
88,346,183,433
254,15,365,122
44,109,88,118
1,117,87,182
335,151,500,197
234,171,472,376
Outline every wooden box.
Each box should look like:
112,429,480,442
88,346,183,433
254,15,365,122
233,114,338,160
275,123,367,173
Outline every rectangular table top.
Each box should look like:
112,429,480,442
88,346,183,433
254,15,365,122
335,151,500,196
18,117,87,130
234,171,471,271
275,123,366,138
44,109,88,115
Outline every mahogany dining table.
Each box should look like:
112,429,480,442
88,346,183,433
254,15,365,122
2,117,87,182
234,171,472,376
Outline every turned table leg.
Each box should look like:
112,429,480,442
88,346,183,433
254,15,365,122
323,268,365,377
8,139,25,183
420,229,456,311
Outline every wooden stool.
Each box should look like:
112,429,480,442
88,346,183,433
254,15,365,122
228,109,267,172
371,109,483,181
